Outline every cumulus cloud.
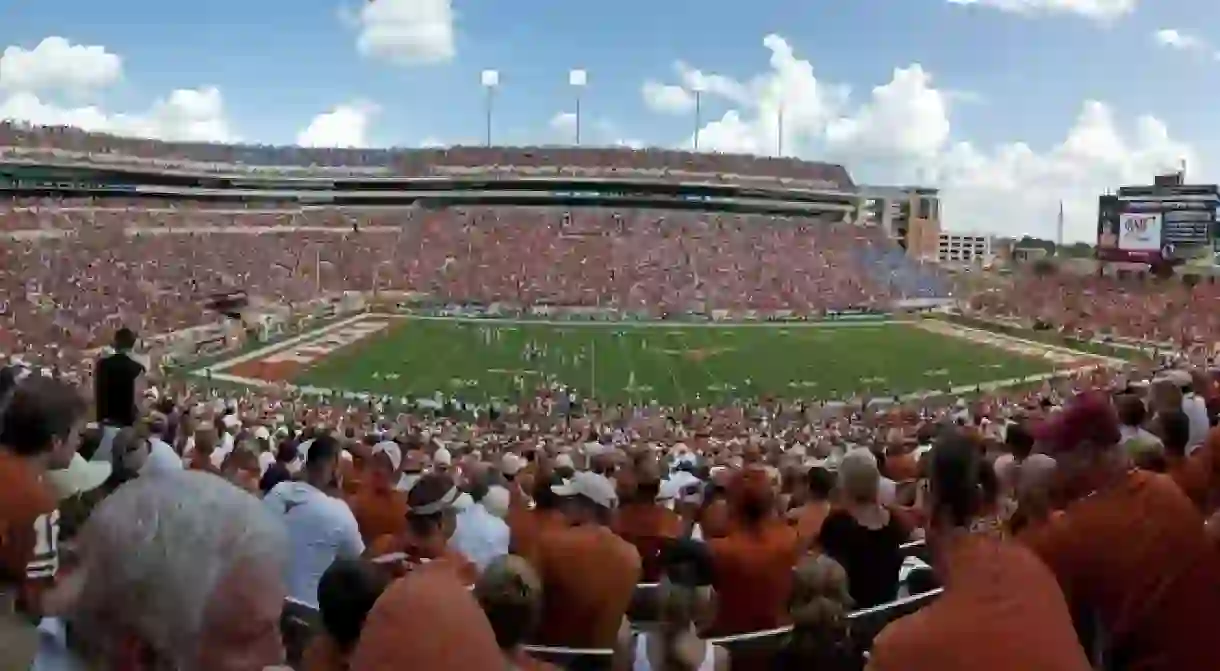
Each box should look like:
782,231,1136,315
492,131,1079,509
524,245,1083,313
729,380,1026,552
355,0,456,66
297,102,379,147
650,33,1195,242
0,37,235,142
945,0,1136,21
0,36,122,96
0,87,236,142
549,112,580,141
641,80,696,114
1152,29,1216,59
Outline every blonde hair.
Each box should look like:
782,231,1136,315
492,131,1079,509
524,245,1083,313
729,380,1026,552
474,555,542,650
786,554,854,660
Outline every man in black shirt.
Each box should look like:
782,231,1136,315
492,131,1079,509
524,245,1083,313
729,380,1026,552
93,328,146,462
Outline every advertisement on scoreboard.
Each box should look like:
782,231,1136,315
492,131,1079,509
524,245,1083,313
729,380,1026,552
1096,197,1167,263
1097,184,1219,263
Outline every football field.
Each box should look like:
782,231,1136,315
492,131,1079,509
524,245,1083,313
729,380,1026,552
209,315,1110,404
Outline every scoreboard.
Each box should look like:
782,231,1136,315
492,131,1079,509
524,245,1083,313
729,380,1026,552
1097,183,1218,264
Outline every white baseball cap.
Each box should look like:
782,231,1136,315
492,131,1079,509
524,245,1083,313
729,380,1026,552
372,441,403,471
46,453,112,500
501,453,525,476
551,471,618,509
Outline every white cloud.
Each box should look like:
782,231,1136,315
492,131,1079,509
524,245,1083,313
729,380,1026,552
549,112,580,141
0,86,236,142
0,36,121,96
641,80,696,114
825,65,951,161
1153,29,1211,55
945,0,1136,21
296,102,379,148
0,37,233,142
355,0,455,66
649,33,1195,242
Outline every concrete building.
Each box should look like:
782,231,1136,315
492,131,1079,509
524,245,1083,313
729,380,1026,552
937,231,994,265
859,185,941,262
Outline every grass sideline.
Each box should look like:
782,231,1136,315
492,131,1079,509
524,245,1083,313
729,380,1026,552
285,317,1062,404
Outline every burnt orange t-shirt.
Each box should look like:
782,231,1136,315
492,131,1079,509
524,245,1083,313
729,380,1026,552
613,502,683,581
1020,469,1220,671
533,524,641,648
509,507,567,565
786,500,831,549
0,451,55,588
366,533,478,586
869,532,1091,671
1167,453,1211,513
708,518,800,636
347,486,408,545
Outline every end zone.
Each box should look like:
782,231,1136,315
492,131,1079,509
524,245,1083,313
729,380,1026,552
195,314,399,388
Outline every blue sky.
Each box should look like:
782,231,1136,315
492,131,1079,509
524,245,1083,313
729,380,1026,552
0,0,1217,239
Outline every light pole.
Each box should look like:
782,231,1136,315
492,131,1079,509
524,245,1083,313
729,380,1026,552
569,69,587,146
692,83,704,151
777,105,784,157
481,69,499,147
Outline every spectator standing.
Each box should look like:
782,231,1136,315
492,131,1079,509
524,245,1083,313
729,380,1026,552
91,328,145,463
264,434,364,608
818,449,906,609
533,471,641,649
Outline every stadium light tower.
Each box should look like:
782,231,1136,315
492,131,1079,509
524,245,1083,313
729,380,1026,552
692,81,705,151
481,69,500,147
777,105,784,157
570,69,587,146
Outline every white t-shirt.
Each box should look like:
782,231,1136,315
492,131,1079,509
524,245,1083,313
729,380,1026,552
142,437,184,476
263,481,365,608
1183,393,1210,454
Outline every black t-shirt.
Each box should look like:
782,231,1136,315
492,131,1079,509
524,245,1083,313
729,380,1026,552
818,508,906,609
94,352,145,427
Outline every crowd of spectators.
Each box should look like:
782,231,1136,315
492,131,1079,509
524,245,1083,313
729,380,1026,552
0,203,946,354
969,272,1220,347
1,350,1219,671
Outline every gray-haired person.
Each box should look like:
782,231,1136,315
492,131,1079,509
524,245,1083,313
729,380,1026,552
33,470,290,671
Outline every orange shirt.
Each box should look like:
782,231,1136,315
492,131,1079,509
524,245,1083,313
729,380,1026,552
533,524,641,648
509,507,567,565
613,502,683,581
0,450,55,587
787,500,831,549
885,451,920,482
347,486,408,545
366,533,478,586
707,518,800,636
869,532,1091,671
1019,470,1220,671
1167,454,1210,513
698,499,733,540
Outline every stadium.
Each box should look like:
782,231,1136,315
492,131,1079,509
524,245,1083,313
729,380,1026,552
0,133,1125,407
2,123,1216,671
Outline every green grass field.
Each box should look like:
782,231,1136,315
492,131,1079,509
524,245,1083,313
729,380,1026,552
290,318,1059,404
